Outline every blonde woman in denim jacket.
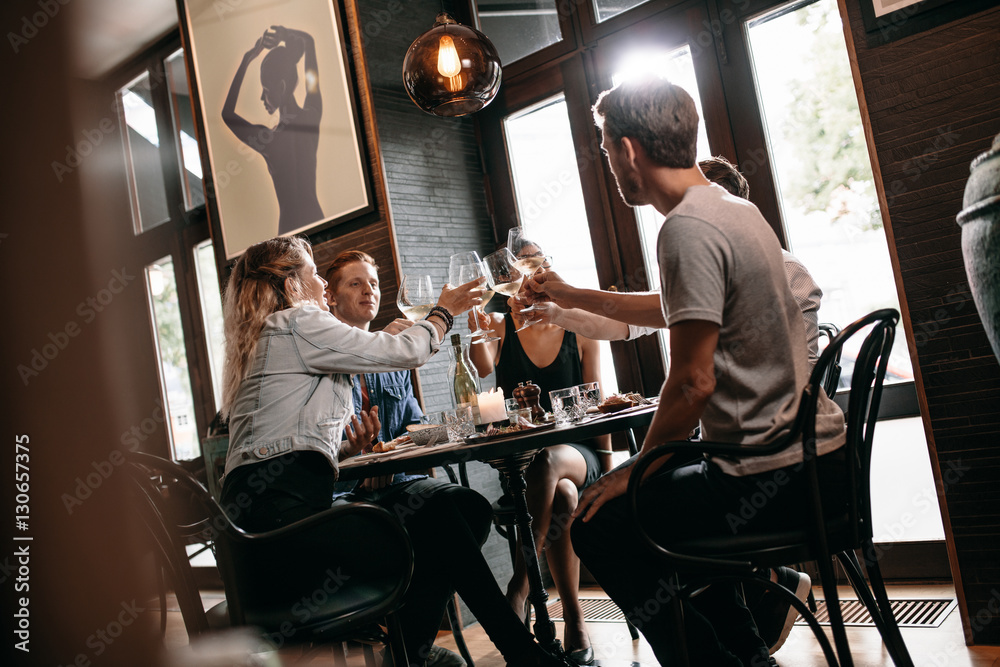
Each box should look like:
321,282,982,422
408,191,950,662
219,236,575,667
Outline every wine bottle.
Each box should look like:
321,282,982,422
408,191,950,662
450,333,481,423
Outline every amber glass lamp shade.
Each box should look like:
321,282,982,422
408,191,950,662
403,12,502,117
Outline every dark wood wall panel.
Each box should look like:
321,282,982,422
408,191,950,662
843,1,1000,644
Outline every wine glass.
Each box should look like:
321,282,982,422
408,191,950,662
482,248,523,300
459,262,499,343
396,274,435,321
448,251,494,341
507,226,547,278
507,227,548,329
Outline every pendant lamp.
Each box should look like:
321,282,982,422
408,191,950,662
402,12,502,117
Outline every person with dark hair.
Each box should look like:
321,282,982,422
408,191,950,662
218,236,575,667
553,77,848,667
222,26,323,234
468,241,610,665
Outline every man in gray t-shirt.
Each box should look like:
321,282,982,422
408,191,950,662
568,77,847,667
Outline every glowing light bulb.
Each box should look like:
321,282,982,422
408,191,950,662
436,34,462,78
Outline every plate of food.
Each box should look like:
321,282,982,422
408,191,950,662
347,434,416,462
597,393,657,414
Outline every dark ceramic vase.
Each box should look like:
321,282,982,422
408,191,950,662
957,133,1000,365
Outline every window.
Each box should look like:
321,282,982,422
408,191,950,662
194,240,225,411
165,49,205,211
746,0,913,386
592,0,649,23
745,0,939,541
118,71,170,233
475,0,563,65
115,36,216,462
146,256,199,460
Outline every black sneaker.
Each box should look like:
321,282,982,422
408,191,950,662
749,566,810,654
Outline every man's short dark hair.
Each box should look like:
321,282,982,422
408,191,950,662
593,77,700,169
699,156,749,200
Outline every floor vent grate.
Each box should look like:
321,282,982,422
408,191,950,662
547,597,627,623
794,598,956,628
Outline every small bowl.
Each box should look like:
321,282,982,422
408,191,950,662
406,423,449,446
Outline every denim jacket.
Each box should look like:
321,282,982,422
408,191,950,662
224,305,440,479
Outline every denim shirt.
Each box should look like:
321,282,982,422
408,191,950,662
352,371,424,441
333,371,426,493
224,305,440,480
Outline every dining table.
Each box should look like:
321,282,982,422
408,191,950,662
339,401,659,659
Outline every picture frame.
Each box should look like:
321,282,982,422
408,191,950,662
860,0,1000,47
177,0,376,262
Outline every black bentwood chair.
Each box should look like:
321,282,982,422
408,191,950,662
127,452,413,666
627,309,913,667
818,322,843,398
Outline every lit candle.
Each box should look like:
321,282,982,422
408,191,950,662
477,387,507,424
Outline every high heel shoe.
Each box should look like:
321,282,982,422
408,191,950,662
566,646,594,665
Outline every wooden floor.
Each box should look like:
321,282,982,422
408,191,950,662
164,584,1000,666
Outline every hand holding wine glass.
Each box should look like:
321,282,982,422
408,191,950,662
459,262,499,343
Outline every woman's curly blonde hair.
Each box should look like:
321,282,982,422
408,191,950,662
220,236,317,419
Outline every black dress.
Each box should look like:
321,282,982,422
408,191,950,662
494,317,601,486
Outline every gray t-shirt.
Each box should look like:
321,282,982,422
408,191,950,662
657,184,844,475
782,250,823,368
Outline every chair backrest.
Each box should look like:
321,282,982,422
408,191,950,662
126,455,219,636
803,309,898,545
127,451,415,636
817,322,842,397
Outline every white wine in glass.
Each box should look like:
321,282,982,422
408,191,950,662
483,248,524,298
492,280,522,297
512,254,545,276
396,274,435,322
458,261,498,342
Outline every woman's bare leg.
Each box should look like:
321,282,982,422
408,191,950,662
547,477,591,652
506,446,588,622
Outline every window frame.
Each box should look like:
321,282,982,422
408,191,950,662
108,32,217,461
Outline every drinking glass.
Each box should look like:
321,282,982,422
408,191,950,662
483,248,524,300
507,227,546,275
396,274,435,321
450,252,497,342
444,405,476,440
576,382,601,409
549,387,580,424
507,227,550,331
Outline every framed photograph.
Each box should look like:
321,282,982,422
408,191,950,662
177,0,374,261
860,0,1000,46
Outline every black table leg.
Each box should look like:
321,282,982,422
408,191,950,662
483,449,564,658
